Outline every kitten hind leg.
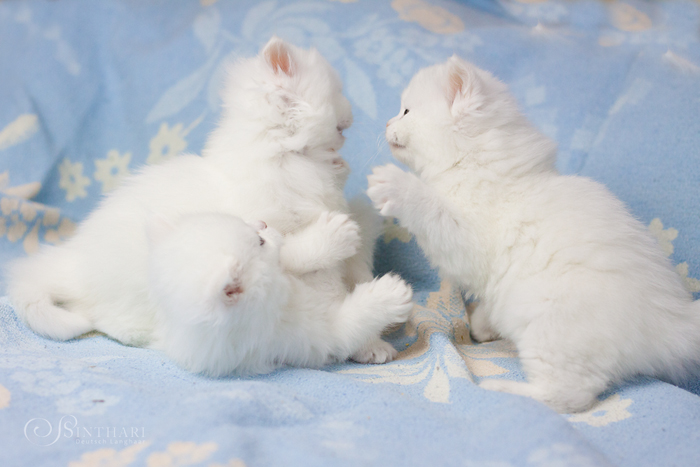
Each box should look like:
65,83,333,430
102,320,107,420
344,199,392,363
479,356,607,413
468,301,500,343
351,337,397,364
331,274,413,362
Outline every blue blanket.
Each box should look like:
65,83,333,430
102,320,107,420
1,1,699,466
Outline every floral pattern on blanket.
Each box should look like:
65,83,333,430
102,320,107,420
1,1,700,466
340,279,521,404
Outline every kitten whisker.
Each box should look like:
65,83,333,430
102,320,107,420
357,132,389,173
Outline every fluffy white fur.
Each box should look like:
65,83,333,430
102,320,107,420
367,56,700,413
147,213,412,376
7,37,402,364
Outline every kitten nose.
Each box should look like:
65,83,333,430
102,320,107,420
386,122,390,128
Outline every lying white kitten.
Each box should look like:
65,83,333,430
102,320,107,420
147,213,412,376
7,37,399,363
367,56,700,413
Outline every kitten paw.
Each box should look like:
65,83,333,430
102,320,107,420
351,339,398,364
368,273,414,324
315,211,361,262
479,378,597,413
367,164,411,218
469,302,500,342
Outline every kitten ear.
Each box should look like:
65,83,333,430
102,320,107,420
251,220,267,232
145,213,176,245
222,277,244,306
263,36,295,77
446,56,484,115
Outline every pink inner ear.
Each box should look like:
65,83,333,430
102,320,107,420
265,42,293,76
447,63,484,113
448,69,464,106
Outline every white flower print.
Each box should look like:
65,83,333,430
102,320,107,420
59,158,91,201
68,442,152,467
94,150,132,192
0,383,10,409
147,123,188,165
0,113,38,151
647,218,700,293
146,441,219,467
568,394,633,427
648,218,677,256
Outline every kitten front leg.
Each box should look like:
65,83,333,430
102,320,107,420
280,211,361,275
367,164,480,282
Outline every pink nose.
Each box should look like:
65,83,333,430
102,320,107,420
386,122,390,128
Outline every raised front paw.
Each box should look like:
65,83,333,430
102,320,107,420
315,211,361,262
367,164,412,218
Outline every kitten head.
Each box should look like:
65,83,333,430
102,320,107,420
147,213,286,326
386,56,556,177
216,37,353,158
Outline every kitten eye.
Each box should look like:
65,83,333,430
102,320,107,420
403,109,409,116
259,236,265,246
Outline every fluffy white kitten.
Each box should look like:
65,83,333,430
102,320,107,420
367,56,700,413
146,213,412,376
7,37,401,363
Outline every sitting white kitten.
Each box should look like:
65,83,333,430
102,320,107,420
146,213,412,376
7,37,399,362
367,56,700,413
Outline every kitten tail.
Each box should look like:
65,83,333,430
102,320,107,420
5,247,93,340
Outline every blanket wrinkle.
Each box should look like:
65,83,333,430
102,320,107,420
0,1,699,466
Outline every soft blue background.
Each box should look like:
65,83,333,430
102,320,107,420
1,1,699,466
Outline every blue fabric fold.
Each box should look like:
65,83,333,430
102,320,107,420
1,1,699,466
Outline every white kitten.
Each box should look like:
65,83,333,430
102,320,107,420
146,212,412,376
7,37,402,363
367,56,700,413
